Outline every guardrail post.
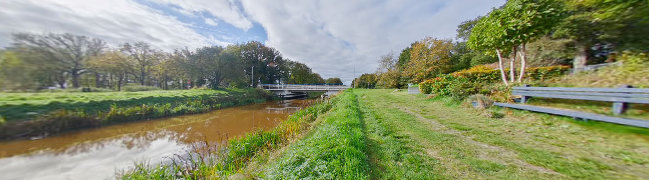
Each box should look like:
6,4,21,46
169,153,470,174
520,84,531,104
613,85,632,115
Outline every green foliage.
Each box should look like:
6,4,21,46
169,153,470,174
456,17,481,41
470,0,565,55
418,66,569,99
325,77,343,85
403,37,456,83
525,37,573,67
555,0,649,51
353,73,378,89
3,34,324,91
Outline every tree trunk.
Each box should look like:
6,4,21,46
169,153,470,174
518,44,527,82
495,49,509,86
140,65,146,85
71,70,80,88
573,44,589,72
94,73,101,88
510,47,517,82
117,73,124,91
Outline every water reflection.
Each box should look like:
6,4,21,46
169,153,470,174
0,99,312,180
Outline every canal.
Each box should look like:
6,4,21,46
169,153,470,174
0,99,313,180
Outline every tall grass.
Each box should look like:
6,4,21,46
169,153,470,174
120,94,337,179
264,90,369,179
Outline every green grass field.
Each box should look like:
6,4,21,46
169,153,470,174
0,89,230,121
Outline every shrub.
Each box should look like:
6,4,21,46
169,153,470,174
452,65,570,83
447,77,483,100
0,115,5,125
419,80,434,94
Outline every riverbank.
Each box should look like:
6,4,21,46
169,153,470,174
120,93,336,179
0,88,272,140
120,89,649,179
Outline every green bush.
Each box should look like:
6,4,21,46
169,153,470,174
419,80,434,94
447,77,483,100
451,65,570,83
0,115,5,125
420,65,569,100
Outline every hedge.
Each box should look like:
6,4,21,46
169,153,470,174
420,65,570,99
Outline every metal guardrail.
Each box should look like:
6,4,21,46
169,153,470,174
261,84,349,91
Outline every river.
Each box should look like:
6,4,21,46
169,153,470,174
0,99,313,180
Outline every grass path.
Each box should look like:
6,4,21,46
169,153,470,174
354,89,649,179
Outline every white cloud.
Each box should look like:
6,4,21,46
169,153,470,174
0,0,212,51
205,18,218,26
0,0,506,85
151,0,253,30
240,0,505,84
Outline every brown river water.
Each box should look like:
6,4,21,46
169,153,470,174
0,99,313,180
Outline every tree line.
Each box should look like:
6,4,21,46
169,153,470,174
0,33,343,91
355,0,648,88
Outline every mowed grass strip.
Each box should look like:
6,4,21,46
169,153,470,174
263,90,369,179
357,90,444,179
356,89,565,179
360,89,649,179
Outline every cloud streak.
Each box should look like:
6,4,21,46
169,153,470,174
239,0,505,83
0,0,505,84
0,0,214,50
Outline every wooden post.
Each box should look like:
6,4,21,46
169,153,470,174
613,85,632,115
520,84,531,104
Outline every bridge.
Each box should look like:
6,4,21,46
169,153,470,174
261,84,350,98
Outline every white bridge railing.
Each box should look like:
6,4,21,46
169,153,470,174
261,84,349,91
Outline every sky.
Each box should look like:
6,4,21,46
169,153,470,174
0,0,505,84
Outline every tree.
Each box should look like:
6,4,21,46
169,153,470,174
555,0,649,69
456,17,481,41
376,52,402,88
325,78,343,85
287,62,323,84
121,42,160,86
89,51,133,91
11,33,105,88
500,0,565,82
469,0,564,84
353,73,377,89
403,37,455,83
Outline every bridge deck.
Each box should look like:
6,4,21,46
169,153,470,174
261,84,349,91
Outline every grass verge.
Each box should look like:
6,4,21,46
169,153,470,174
262,90,369,179
120,94,336,179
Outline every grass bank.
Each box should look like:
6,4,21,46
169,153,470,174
120,94,337,179
262,90,368,179
356,89,649,179
0,88,271,140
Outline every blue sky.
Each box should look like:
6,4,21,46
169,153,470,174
0,0,506,84
135,0,267,45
